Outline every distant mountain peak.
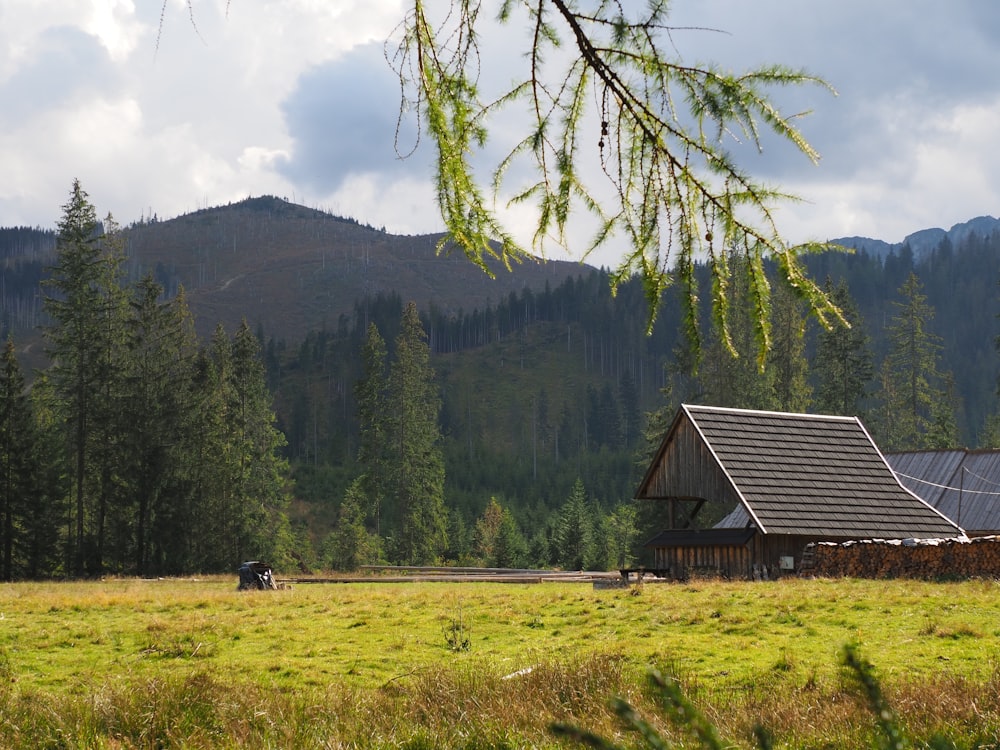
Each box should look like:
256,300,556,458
120,195,589,341
182,194,386,232
832,215,1000,261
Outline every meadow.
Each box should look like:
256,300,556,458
0,576,999,748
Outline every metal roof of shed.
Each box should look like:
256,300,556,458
638,404,962,539
887,450,1000,533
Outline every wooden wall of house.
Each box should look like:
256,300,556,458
755,535,817,569
651,534,829,580
652,543,753,579
641,417,741,513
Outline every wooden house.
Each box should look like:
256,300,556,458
886,450,1000,537
635,405,962,579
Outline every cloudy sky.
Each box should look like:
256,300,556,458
3,1,1000,269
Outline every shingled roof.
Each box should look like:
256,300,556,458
636,404,962,539
887,450,1000,534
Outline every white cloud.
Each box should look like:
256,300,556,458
3,0,1000,266
84,0,143,62
322,172,437,233
238,146,290,173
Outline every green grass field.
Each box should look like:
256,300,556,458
1,577,998,748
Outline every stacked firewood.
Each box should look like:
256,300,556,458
803,536,1000,579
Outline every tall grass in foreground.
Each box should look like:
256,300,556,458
555,645,995,750
1,649,999,749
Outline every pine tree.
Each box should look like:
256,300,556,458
355,323,389,535
122,277,199,575
42,182,130,576
23,379,64,578
324,477,382,571
554,479,594,571
876,272,957,450
228,321,291,566
0,338,36,579
813,279,874,416
473,497,504,565
603,503,638,570
185,330,233,571
619,372,641,448
492,507,527,569
388,303,447,564
769,280,811,412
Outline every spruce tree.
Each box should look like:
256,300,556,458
769,280,811,413
185,330,233,571
813,279,873,416
42,182,130,576
619,372,641,448
554,479,594,571
89,215,131,574
388,302,447,565
603,503,638,570
635,375,680,550
472,497,504,565
324,477,382,571
355,323,389,535
0,338,36,579
492,507,528,569
183,322,292,571
639,372,675,470
229,321,291,566
875,272,957,450
123,277,199,575
23,379,64,578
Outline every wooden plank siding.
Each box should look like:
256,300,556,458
651,542,753,580
636,414,743,527
647,532,826,579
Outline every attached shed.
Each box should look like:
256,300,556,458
887,450,1000,536
635,404,962,579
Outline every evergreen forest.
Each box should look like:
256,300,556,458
0,187,998,579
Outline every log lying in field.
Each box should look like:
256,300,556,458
803,535,1000,579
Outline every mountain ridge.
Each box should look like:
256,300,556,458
123,195,595,340
831,215,1000,261
4,196,998,345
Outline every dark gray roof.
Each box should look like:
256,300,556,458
659,404,961,538
714,504,751,528
887,450,1000,533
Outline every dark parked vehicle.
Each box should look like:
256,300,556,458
238,561,278,590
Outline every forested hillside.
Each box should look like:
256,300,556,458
270,228,1000,569
1,193,998,578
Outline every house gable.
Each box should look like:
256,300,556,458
635,408,745,526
